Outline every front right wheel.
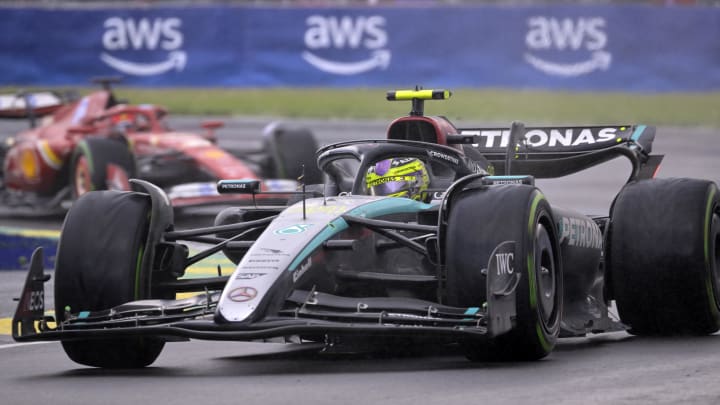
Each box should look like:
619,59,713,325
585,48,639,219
445,185,562,361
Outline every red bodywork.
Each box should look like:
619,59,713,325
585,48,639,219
2,89,275,207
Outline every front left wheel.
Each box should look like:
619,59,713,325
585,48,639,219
54,190,164,368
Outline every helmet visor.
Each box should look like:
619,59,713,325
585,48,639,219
367,175,417,196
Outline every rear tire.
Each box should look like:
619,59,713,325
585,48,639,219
69,137,136,199
54,190,164,368
263,124,323,184
445,185,562,361
609,178,720,335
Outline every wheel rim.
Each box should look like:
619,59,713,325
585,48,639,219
73,156,93,196
535,223,558,326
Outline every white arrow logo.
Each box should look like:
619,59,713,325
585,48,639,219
524,51,612,77
302,49,391,75
100,50,187,76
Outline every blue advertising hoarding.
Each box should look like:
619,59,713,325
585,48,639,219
0,5,718,91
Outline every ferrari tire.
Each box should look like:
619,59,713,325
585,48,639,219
69,137,136,199
263,124,323,184
54,190,164,368
609,178,720,335
445,185,562,361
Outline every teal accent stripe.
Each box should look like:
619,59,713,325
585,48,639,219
78,311,90,319
346,197,433,218
288,218,348,272
464,307,480,316
630,125,647,142
286,198,433,272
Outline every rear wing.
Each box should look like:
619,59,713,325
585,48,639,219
382,89,661,182
0,91,66,119
452,123,662,182
0,80,114,126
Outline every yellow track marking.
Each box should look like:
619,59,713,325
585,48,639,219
0,318,12,336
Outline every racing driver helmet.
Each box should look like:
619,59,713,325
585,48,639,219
365,157,430,201
111,112,136,129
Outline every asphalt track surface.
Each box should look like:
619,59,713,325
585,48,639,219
1,117,720,404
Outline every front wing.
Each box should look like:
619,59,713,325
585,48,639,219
13,243,520,344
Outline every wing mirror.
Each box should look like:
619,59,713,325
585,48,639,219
201,120,224,143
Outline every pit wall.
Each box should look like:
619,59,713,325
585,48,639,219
0,5,718,91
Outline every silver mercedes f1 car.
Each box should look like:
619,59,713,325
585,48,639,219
12,89,720,368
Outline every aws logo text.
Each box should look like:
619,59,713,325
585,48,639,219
101,17,186,76
302,15,390,75
524,17,611,77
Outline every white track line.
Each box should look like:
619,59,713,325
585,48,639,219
0,341,53,350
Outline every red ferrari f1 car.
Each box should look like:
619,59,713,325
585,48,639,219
0,78,321,215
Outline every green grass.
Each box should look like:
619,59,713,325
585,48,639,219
7,87,720,127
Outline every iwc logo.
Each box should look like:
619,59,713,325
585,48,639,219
100,17,186,76
302,15,390,75
524,16,611,77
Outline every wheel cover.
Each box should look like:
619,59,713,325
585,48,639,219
73,156,93,196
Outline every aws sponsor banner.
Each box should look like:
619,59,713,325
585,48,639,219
0,228,58,270
0,5,718,90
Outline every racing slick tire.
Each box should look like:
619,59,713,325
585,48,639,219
609,178,720,335
54,190,165,368
69,137,136,199
445,185,562,361
263,123,323,185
